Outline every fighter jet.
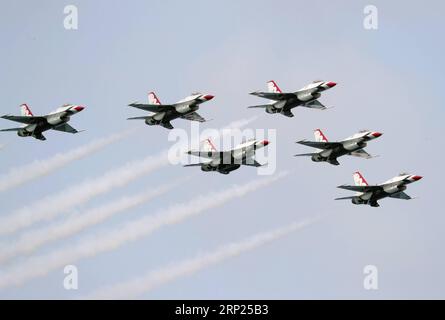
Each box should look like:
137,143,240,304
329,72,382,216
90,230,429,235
0,103,85,141
335,171,423,207
295,129,382,165
184,138,269,174
248,80,336,117
128,91,214,129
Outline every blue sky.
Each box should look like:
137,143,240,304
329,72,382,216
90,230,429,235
0,0,444,299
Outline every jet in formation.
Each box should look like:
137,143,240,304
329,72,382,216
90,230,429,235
248,80,336,117
295,129,382,165
0,103,85,141
185,138,269,174
335,171,422,207
128,92,214,129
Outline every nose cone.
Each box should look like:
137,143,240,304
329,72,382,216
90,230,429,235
262,140,269,146
73,105,85,112
412,175,423,181
203,94,214,101
326,81,337,88
371,132,383,138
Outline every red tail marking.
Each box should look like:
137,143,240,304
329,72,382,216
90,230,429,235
267,80,282,93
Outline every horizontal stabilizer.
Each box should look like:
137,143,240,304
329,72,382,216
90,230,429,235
294,152,318,157
0,127,22,132
335,196,356,200
127,116,150,120
247,104,270,109
184,162,209,167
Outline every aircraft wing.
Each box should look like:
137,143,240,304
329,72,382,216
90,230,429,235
389,191,411,200
128,103,173,112
187,150,232,159
1,115,45,124
52,123,79,134
241,158,264,167
249,92,296,101
337,185,382,192
180,112,206,122
296,140,342,149
349,149,372,159
301,99,327,110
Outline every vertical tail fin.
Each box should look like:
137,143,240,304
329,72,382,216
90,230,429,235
314,129,328,142
148,92,162,105
267,80,282,93
20,104,34,117
353,171,369,186
200,138,217,152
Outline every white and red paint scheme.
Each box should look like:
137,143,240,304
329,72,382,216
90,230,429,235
295,129,382,165
249,79,337,117
1,103,85,141
336,171,423,207
128,91,214,129
185,138,270,175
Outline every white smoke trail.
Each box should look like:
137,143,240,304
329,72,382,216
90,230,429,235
0,152,169,236
0,173,286,289
0,129,134,192
221,116,258,130
0,118,256,236
86,217,318,299
0,179,187,264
